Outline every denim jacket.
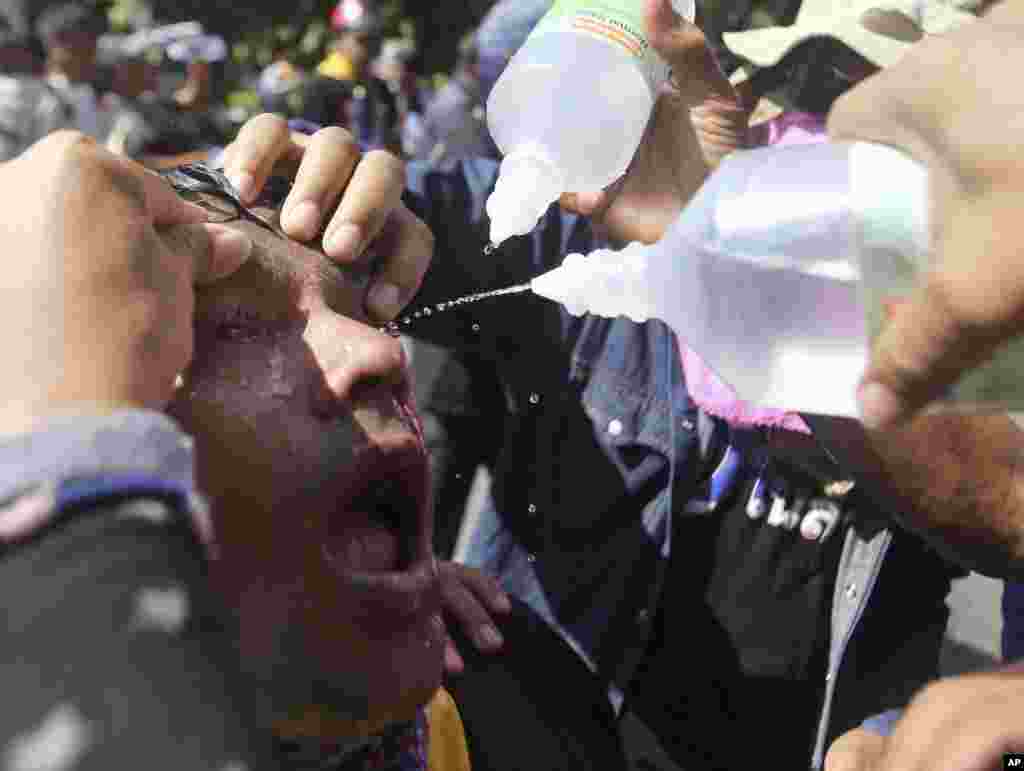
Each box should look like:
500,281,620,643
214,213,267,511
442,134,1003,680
404,158,958,769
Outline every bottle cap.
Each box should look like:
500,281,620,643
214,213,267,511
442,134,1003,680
486,146,565,246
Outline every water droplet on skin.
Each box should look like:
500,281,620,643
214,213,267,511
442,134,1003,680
528,393,540,405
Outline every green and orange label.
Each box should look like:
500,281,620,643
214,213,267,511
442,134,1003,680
526,0,672,95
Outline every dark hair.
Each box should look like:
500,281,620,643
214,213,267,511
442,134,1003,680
747,36,874,116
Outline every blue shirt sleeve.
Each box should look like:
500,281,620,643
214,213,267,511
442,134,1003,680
860,708,902,737
0,410,211,546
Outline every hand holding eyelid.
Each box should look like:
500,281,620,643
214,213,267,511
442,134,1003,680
222,117,433,321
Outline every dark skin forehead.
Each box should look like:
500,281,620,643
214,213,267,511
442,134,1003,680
189,190,374,325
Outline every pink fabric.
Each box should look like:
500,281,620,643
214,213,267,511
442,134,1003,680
748,111,829,148
681,346,812,433
679,111,829,433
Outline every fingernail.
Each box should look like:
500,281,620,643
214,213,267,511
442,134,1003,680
229,171,256,203
857,381,902,430
368,282,401,316
284,200,320,240
479,625,503,648
326,223,363,260
209,227,253,276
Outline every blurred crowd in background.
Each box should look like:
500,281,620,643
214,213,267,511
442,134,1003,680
0,0,820,169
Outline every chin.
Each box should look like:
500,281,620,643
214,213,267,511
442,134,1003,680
273,632,446,743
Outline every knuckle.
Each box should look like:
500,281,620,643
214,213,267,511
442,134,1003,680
45,129,97,156
43,130,101,174
910,677,963,714
313,125,359,153
233,113,291,168
363,148,406,174
252,111,290,136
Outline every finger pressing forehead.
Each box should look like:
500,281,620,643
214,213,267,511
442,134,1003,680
364,205,435,322
324,150,406,264
281,126,362,242
223,113,305,203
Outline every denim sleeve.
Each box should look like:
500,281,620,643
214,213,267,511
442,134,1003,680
0,410,211,548
860,708,902,737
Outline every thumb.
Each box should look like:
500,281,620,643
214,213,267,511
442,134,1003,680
644,0,733,105
162,223,253,286
857,275,996,430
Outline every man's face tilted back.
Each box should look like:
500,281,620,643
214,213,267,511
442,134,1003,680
162,166,444,737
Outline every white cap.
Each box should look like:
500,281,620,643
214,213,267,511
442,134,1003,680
531,252,591,316
486,145,565,246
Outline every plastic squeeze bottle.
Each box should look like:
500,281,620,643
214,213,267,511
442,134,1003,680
485,0,696,247
531,141,1024,417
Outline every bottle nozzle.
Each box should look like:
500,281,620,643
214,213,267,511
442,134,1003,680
531,253,590,316
486,147,565,247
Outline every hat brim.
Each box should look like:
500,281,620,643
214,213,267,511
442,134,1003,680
723,27,809,68
724,14,913,69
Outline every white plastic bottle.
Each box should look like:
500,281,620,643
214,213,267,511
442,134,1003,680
531,141,1024,417
485,0,695,247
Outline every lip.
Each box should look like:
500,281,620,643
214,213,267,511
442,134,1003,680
322,414,439,627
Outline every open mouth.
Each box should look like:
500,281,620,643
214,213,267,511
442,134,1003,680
325,441,430,576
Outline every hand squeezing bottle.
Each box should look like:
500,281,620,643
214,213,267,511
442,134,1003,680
531,141,1024,417
485,0,695,247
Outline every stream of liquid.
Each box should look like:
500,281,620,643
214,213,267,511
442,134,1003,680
379,282,533,336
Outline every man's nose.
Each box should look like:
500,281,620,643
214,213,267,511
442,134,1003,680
305,314,412,417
